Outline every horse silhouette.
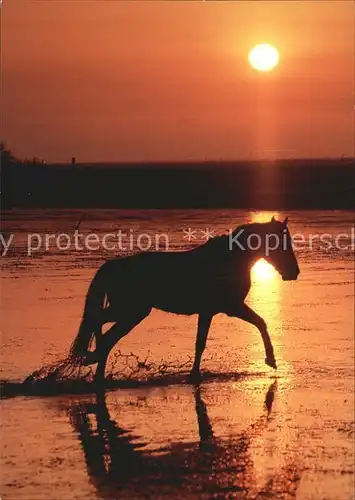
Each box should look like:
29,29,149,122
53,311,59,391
69,217,300,382
68,382,301,498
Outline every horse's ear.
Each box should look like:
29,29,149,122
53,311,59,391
283,216,289,226
271,216,276,222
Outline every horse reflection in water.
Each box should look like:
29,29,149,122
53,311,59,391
68,382,301,499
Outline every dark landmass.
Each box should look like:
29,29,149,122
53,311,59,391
1,157,354,209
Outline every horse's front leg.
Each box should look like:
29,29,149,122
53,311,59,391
229,303,277,369
190,314,213,379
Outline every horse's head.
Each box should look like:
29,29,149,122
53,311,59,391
229,216,300,281
261,216,300,281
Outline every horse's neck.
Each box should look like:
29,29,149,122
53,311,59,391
234,247,261,272
195,236,261,274
230,226,266,271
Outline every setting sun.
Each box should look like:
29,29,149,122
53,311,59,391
248,44,280,72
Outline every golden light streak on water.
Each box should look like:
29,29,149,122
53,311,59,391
247,211,291,375
246,212,295,489
249,211,280,223
252,258,277,281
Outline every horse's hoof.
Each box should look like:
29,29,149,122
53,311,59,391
188,370,202,383
82,351,99,366
93,375,105,386
265,357,277,370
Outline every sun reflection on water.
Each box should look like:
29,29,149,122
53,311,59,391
246,212,291,377
246,213,295,487
252,258,277,281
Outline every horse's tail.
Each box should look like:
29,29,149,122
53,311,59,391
68,263,108,363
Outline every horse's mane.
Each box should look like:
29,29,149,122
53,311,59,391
196,220,278,254
197,233,229,252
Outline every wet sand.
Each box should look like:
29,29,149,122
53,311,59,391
1,209,354,499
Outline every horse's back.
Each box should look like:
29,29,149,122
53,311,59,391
100,248,251,316
100,251,203,314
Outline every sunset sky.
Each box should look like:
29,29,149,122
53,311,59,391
2,1,354,162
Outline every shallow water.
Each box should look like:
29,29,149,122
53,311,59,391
0,209,354,499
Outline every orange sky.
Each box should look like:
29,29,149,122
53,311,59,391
2,1,354,162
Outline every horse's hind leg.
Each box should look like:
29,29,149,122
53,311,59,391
94,307,151,384
82,305,118,366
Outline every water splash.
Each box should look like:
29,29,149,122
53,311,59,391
1,351,195,398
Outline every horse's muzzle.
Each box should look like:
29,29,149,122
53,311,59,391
282,270,300,281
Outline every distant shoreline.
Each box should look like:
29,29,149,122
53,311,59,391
26,157,355,168
1,158,354,210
